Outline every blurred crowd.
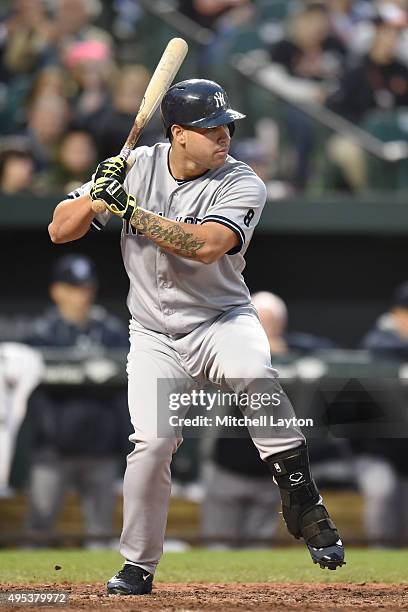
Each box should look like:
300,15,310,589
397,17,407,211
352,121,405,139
179,0,408,193
0,0,407,196
0,0,162,195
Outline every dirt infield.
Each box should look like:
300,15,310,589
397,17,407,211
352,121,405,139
1,583,408,611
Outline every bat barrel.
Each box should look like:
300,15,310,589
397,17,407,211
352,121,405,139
90,37,188,216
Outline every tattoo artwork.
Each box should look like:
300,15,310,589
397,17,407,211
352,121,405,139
131,208,206,258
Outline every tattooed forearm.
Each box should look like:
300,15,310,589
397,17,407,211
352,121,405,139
131,208,206,258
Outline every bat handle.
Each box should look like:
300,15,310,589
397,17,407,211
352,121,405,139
91,147,136,214
120,146,133,161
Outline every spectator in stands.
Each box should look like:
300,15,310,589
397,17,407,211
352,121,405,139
0,0,58,135
177,0,254,72
9,67,70,139
51,0,113,51
0,0,55,84
326,0,375,51
50,128,97,193
349,1,408,61
362,281,408,360
270,3,346,87
0,0,112,82
0,147,34,194
28,66,68,103
267,2,347,190
63,39,114,127
326,10,408,191
25,94,70,175
354,280,408,544
93,64,162,160
328,11,408,123
177,0,253,31
24,254,130,546
110,0,144,42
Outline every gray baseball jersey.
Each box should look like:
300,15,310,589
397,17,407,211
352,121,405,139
69,143,266,336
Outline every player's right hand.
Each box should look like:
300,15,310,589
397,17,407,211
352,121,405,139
91,177,137,222
94,156,127,184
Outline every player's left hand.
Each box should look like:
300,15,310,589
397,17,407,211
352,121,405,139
91,177,137,222
94,155,127,184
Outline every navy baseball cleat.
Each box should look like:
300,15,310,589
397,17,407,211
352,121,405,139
107,564,153,595
299,504,346,570
307,538,345,570
267,445,345,571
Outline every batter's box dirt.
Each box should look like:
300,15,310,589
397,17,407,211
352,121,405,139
1,583,408,611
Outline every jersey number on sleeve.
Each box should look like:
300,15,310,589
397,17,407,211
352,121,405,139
243,209,255,227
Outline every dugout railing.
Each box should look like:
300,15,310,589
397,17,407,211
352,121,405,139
1,347,408,547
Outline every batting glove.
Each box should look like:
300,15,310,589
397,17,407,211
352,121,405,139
91,177,137,221
94,155,127,184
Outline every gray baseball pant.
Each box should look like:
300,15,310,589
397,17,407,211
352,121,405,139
120,305,304,573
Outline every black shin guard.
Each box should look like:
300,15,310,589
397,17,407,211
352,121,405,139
267,444,340,548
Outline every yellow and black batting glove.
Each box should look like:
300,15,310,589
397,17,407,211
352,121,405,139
94,155,127,184
91,177,137,222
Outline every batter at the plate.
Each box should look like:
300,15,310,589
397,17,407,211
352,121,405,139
48,78,345,595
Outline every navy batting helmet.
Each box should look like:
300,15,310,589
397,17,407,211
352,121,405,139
160,79,245,138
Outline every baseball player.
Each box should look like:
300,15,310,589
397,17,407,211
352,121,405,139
49,79,345,595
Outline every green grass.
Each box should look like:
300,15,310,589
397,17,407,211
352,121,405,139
1,548,407,584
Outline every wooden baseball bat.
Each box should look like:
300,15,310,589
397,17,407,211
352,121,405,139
91,37,189,213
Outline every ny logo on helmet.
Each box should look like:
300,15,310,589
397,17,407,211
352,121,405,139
214,92,226,108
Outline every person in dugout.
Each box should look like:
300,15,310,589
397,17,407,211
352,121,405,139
24,254,130,546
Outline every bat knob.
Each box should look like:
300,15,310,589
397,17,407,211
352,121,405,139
91,199,107,214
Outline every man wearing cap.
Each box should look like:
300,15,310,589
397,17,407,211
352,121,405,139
24,254,130,546
355,282,408,544
362,281,408,360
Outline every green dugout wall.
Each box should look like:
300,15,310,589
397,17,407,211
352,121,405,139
1,194,407,347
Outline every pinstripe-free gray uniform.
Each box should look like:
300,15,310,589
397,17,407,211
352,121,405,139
71,142,304,572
